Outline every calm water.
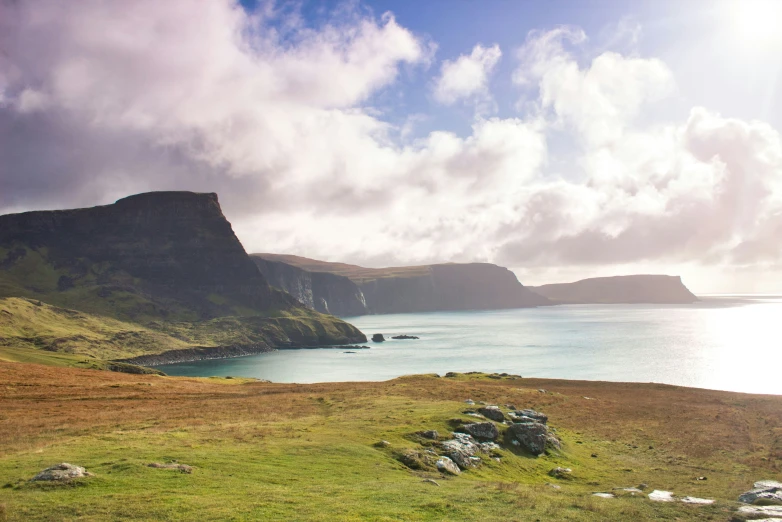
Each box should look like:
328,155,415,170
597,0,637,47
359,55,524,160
159,296,782,394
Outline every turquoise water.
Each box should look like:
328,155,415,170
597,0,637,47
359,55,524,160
159,296,782,394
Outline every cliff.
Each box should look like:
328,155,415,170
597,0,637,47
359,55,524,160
0,192,366,362
530,275,698,304
253,254,550,314
251,257,368,316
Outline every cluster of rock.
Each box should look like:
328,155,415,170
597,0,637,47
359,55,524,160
393,402,560,478
391,335,419,340
733,480,782,521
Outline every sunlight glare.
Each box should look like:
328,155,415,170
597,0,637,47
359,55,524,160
728,0,782,47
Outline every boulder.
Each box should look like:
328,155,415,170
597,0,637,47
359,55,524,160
507,421,553,456
648,490,675,502
477,406,505,422
516,409,548,424
548,467,571,479
460,422,499,442
371,333,385,342
440,433,480,469
417,430,439,440
735,504,782,519
739,480,782,505
592,492,616,499
398,450,436,471
148,462,193,474
435,457,460,475
32,463,91,481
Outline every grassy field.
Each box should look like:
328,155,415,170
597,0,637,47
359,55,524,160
0,363,779,521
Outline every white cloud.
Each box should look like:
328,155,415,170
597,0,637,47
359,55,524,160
1,5,782,292
432,44,501,108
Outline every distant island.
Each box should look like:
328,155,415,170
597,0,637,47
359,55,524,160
530,275,698,304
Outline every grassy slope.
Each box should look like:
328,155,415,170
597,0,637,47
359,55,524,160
253,253,432,282
1,364,780,521
0,297,362,367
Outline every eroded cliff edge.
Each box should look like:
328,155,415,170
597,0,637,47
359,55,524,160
252,254,550,315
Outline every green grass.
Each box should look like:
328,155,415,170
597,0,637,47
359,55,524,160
1,367,775,521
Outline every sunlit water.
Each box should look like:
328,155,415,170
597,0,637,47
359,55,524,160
159,296,782,394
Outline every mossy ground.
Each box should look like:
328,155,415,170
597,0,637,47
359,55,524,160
1,364,779,521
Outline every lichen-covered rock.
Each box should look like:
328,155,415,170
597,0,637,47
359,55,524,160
515,409,548,424
507,422,552,456
440,433,480,469
417,430,439,440
32,463,91,481
477,406,505,422
398,450,436,471
735,504,782,518
739,480,782,505
460,422,499,441
148,462,193,473
548,467,571,479
435,457,461,475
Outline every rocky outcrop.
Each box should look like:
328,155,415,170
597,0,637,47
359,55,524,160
739,480,782,505
507,421,559,456
530,275,698,304
32,463,92,481
251,256,368,316
460,422,499,442
252,254,550,315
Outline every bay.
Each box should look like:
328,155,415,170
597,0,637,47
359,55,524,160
158,295,782,395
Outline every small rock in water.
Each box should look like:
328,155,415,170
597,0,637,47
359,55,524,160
343,351,356,354
391,335,419,340
371,333,385,342
435,456,460,475
592,492,615,498
32,463,92,481
648,490,675,502
680,496,714,505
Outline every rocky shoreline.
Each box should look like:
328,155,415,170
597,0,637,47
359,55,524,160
115,343,277,367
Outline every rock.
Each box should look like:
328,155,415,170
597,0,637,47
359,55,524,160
391,335,419,340
538,389,547,393
680,496,714,504
440,433,480,469
592,492,616,498
516,409,547,424
460,422,499,442
32,463,92,481
435,457,461,475
547,483,561,490
398,450,436,471
477,406,505,422
548,467,572,479
648,490,675,502
736,504,782,519
464,399,475,405
374,440,391,448
148,462,192,473
740,481,782,505
507,421,555,456
422,478,441,486
417,430,439,440
371,333,385,342
343,351,356,354
505,404,517,410
479,442,500,452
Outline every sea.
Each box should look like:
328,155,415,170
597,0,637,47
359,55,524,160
158,295,782,395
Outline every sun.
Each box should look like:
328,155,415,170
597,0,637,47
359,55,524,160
728,0,782,47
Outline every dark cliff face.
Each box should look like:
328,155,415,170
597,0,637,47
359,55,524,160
0,191,297,320
253,255,550,315
358,263,550,314
530,275,698,304
251,256,369,317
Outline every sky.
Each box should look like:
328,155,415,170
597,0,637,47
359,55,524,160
1,0,782,293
